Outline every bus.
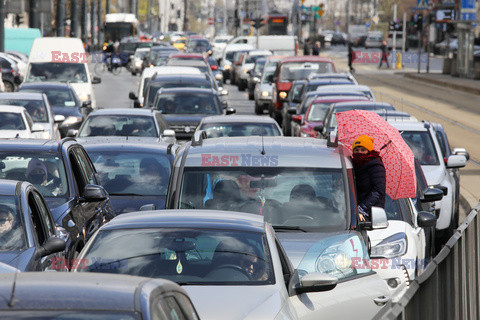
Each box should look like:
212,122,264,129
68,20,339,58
104,13,140,42
264,14,288,35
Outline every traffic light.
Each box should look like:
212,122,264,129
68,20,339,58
15,14,24,26
389,21,395,31
416,13,423,31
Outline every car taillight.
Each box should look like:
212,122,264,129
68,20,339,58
211,65,218,70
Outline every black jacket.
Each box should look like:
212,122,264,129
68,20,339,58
355,157,386,211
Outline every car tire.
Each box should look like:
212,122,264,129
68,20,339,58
282,117,292,136
273,111,283,125
238,80,245,91
3,81,14,92
131,71,136,76
254,102,263,115
248,90,254,100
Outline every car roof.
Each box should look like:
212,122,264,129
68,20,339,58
0,139,66,153
312,96,369,103
331,101,395,109
0,179,20,196
150,74,209,82
156,87,215,94
200,115,279,124
308,79,353,85
101,209,265,233
0,272,183,311
78,137,173,153
280,56,334,64
183,137,346,168
87,108,155,116
316,84,371,91
387,120,430,131
0,105,26,113
19,82,71,89
0,92,44,100
141,66,202,78
166,60,208,67
170,53,205,59
247,50,272,56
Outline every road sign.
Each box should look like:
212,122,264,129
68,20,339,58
208,17,214,25
461,0,476,20
417,0,428,9
372,15,379,24
365,22,370,28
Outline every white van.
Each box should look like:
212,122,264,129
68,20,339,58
129,66,202,108
229,35,298,56
25,37,101,109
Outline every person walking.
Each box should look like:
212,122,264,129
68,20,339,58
351,135,386,222
303,39,311,56
312,41,321,56
348,42,355,73
378,40,390,69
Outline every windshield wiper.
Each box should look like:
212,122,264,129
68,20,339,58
272,226,308,232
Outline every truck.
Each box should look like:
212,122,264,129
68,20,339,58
104,13,140,42
229,35,298,56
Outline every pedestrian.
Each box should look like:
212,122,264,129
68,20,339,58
378,40,390,69
348,42,355,73
312,41,321,56
351,135,386,222
303,39,311,56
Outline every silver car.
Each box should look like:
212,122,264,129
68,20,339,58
254,66,276,115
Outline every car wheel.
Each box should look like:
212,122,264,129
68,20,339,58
238,80,245,91
268,104,274,118
131,71,136,76
3,81,14,92
254,102,263,115
283,122,291,136
274,111,282,125
248,90,254,100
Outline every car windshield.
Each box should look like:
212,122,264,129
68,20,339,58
225,51,235,61
188,39,210,48
328,106,395,128
246,55,268,64
88,151,171,196
299,95,317,114
200,123,281,138
79,228,274,285
253,60,266,74
262,71,274,84
0,112,26,130
79,115,158,137
19,88,77,108
135,50,149,58
214,38,229,43
179,167,348,231
154,93,221,115
148,81,211,107
0,311,139,319
306,103,330,122
0,195,27,251
27,63,88,83
0,99,47,122
0,155,68,198
279,62,334,82
401,131,440,165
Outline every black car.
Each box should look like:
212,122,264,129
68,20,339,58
151,88,235,139
0,56,21,92
17,82,92,137
0,180,66,271
185,37,212,53
281,80,307,135
141,74,215,109
117,39,156,67
0,138,114,262
146,45,179,67
79,137,177,215
0,272,199,319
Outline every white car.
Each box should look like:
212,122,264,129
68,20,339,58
254,66,276,114
130,47,150,75
0,105,43,139
388,120,467,241
368,196,437,301
313,84,375,100
235,50,272,91
219,43,254,83
0,92,62,139
129,66,202,108
211,35,233,61
76,210,390,320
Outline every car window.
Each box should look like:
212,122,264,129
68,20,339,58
384,196,404,221
201,123,281,138
279,62,334,82
435,130,448,158
0,112,26,130
154,93,221,115
262,70,275,84
289,83,303,101
27,63,88,83
179,167,348,231
74,148,96,186
401,131,440,165
0,195,27,251
306,103,330,122
28,192,48,245
0,99,48,122
80,228,275,285
0,155,68,198
88,151,171,196
152,295,187,320
79,115,158,137
147,81,212,107
32,190,56,237
174,293,200,320
20,88,77,108
253,60,266,73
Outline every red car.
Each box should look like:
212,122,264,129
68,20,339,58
293,96,369,137
270,56,336,124
168,53,207,63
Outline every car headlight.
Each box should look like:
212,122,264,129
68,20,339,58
315,244,354,278
62,116,83,125
261,91,270,97
224,64,231,70
78,94,91,102
279,91,287,99
253,77,260,83
243,68,250,74
300,131,312,137
370,233,408,259
135,60,142,67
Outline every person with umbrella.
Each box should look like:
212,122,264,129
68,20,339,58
351,135,386,222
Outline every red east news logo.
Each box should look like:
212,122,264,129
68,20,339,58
51,51,89,63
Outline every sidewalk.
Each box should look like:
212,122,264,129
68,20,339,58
401,73,480,96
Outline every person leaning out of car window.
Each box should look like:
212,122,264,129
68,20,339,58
352,135,386,222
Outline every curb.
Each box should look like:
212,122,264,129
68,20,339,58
403,73,480,96
460,186,478,215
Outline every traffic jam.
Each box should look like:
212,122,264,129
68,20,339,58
0,15,472,320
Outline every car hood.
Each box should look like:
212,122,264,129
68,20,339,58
367,220,407,247
277,231,361,268
0,248,36,271
421,165,446,185
184,285,285,320
108,195,166,215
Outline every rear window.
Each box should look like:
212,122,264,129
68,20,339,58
279,62,334,82
0,112,26,130
0,99,47,122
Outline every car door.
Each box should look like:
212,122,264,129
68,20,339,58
402,198,426,271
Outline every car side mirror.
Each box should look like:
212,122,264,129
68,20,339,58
421,187,444,202
66,129,78,137
31,123,45,133
417,211,437,228
81,100,92,108
446,155,467,169
313,125,324,132
292,115,302,124
161,129,176,143
92,76,101,84
452,147,469,161
133,100,141,108
287,107,297,115
295,272,338,294
225,107,236,115
140,204,156,211
220,88,229,96
293,98,302,104
36,237,66,258
360,207,388,230
129,91,138,100
54,114,66,123
267,74,274,83
81,184,108,202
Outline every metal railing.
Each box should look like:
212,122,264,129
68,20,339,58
373,202,480,320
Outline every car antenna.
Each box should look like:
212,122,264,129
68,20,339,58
260,124,266,155
8,269,18,307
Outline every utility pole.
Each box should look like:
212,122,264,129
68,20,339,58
81,0,87,45
392,4,397,69
91,0,97,50
98,0,103,47
106,0,111,14
130,0,135,15
345,0,349,34
0,0,4,52
235,0,239,37
183,0,188,31
29,0,40,29
147,0,151,34
70,0,79,37
57,0,66,37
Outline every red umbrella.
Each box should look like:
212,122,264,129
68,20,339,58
336,109,416,200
